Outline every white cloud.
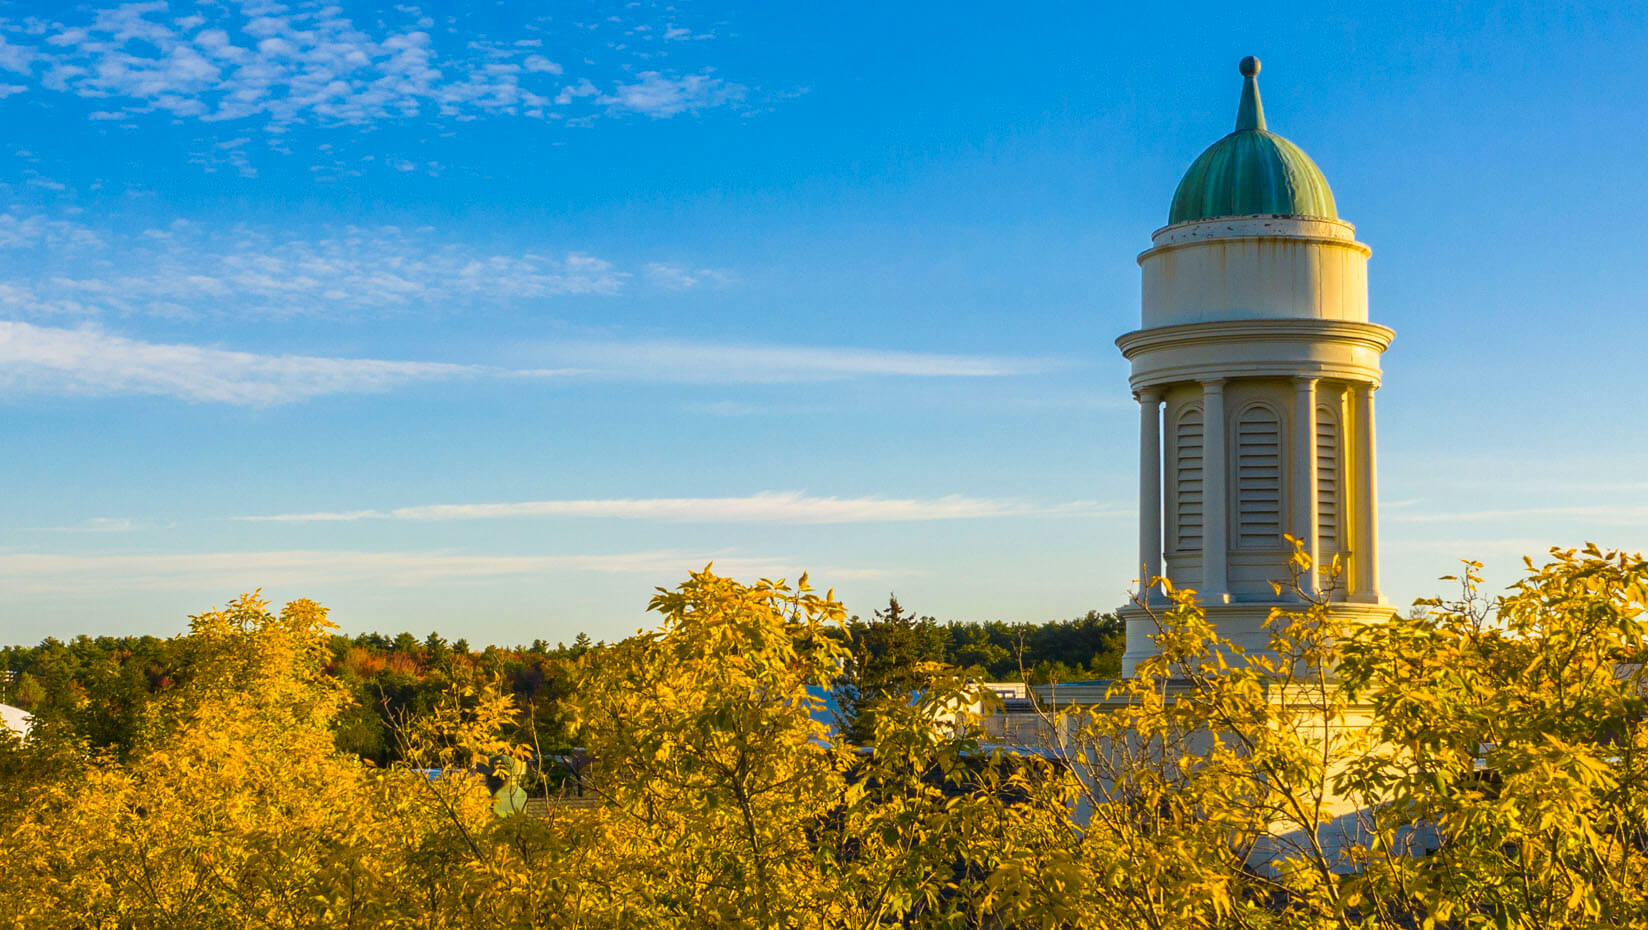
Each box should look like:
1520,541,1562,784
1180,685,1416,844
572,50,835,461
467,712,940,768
553,340,1052,382
553,78,598,105
0,219,628,319
0,321,1030,407
598,71,744,117
0,549,892,596
188,135,257,176
0,320,570,405
522,54,561,74
242,491,1114,525
0,213,104,250
36,517,138,533
0,2,747,143
645,261,733,291
0,36,34,73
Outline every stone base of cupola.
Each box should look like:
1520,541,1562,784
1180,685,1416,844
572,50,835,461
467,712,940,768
1117,599,1396,678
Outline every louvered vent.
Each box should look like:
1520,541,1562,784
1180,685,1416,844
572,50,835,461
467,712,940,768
1316,407,1340,556
1174,408,1204,551
1236,406,1282,548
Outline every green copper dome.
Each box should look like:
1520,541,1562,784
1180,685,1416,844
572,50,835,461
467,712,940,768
1168,57,1337,225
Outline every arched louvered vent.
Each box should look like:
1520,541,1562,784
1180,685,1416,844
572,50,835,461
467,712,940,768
1174,407,1204,551
1236,406,1283,548
1316,405,1340,557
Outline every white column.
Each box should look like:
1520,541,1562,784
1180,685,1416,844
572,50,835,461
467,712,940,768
1292,377,1319,596
1201,379,1228,601
1351,383,1381,602
1137,388,1163,600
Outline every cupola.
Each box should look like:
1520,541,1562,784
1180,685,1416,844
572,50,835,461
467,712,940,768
1117,56,1393,677
1167,57,1337,225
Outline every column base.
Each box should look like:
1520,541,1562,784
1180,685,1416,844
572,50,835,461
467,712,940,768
1118,599,1398,678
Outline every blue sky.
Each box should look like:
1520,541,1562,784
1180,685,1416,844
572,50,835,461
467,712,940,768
2,0,1645,646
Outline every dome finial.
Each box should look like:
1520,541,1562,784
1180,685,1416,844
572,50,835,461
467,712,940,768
1235,56,1266,132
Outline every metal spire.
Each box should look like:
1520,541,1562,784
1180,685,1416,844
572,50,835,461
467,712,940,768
1235,56,1266,132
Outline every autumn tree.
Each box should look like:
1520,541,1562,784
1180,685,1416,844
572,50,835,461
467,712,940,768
561,568,849,925
834,594,947,743
566,567,1072,928
0,594,494,929
1336,547,1648,929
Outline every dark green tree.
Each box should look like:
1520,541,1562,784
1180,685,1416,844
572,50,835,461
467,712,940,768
833,594,946,744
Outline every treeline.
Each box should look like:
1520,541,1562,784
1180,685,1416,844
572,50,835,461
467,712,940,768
0,630,590,763
0,601,1122,761
936,609,1122,682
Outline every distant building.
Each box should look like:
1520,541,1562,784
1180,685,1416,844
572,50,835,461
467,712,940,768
1,703,32,741
976,682,1070,747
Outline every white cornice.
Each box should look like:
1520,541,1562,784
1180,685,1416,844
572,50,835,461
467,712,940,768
1116,319,1395,390
1116,319,1395,357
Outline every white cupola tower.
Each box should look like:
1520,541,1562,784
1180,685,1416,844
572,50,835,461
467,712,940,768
1119,57,1394,675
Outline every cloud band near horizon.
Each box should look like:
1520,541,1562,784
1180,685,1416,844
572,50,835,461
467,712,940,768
241,491,1116,524
0,548,896,599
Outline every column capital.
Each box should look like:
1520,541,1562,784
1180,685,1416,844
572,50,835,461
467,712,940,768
1134,387,1163,404
1291,375,1320,390
1200,377,1227,392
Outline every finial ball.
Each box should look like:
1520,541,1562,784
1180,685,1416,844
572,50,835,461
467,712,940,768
1239,56,1261,77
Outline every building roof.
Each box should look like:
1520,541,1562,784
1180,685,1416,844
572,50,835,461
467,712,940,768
1,703,31,740
1167,57,1337,225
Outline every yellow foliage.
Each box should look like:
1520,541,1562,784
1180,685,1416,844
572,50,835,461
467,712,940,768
2,549,1646,929
0,593,495,929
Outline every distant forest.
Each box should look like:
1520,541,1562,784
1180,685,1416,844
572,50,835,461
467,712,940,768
0,597,1122,764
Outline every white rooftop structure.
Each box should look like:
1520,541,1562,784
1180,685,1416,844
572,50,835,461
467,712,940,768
1118,58,1394,673
1,703,32,741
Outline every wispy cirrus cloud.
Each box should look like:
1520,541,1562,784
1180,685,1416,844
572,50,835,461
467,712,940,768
0,213,105,250
0,549,893,596
34,517,138,533
0,0,750,144
551,341,1053,382
0,320,572,405
645,261,735,291
241,491,1116,525
0,320,1058,406
0,216,627,319
597,71,744,117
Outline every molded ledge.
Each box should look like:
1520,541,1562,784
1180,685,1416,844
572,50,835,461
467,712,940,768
1117,318,1395,358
